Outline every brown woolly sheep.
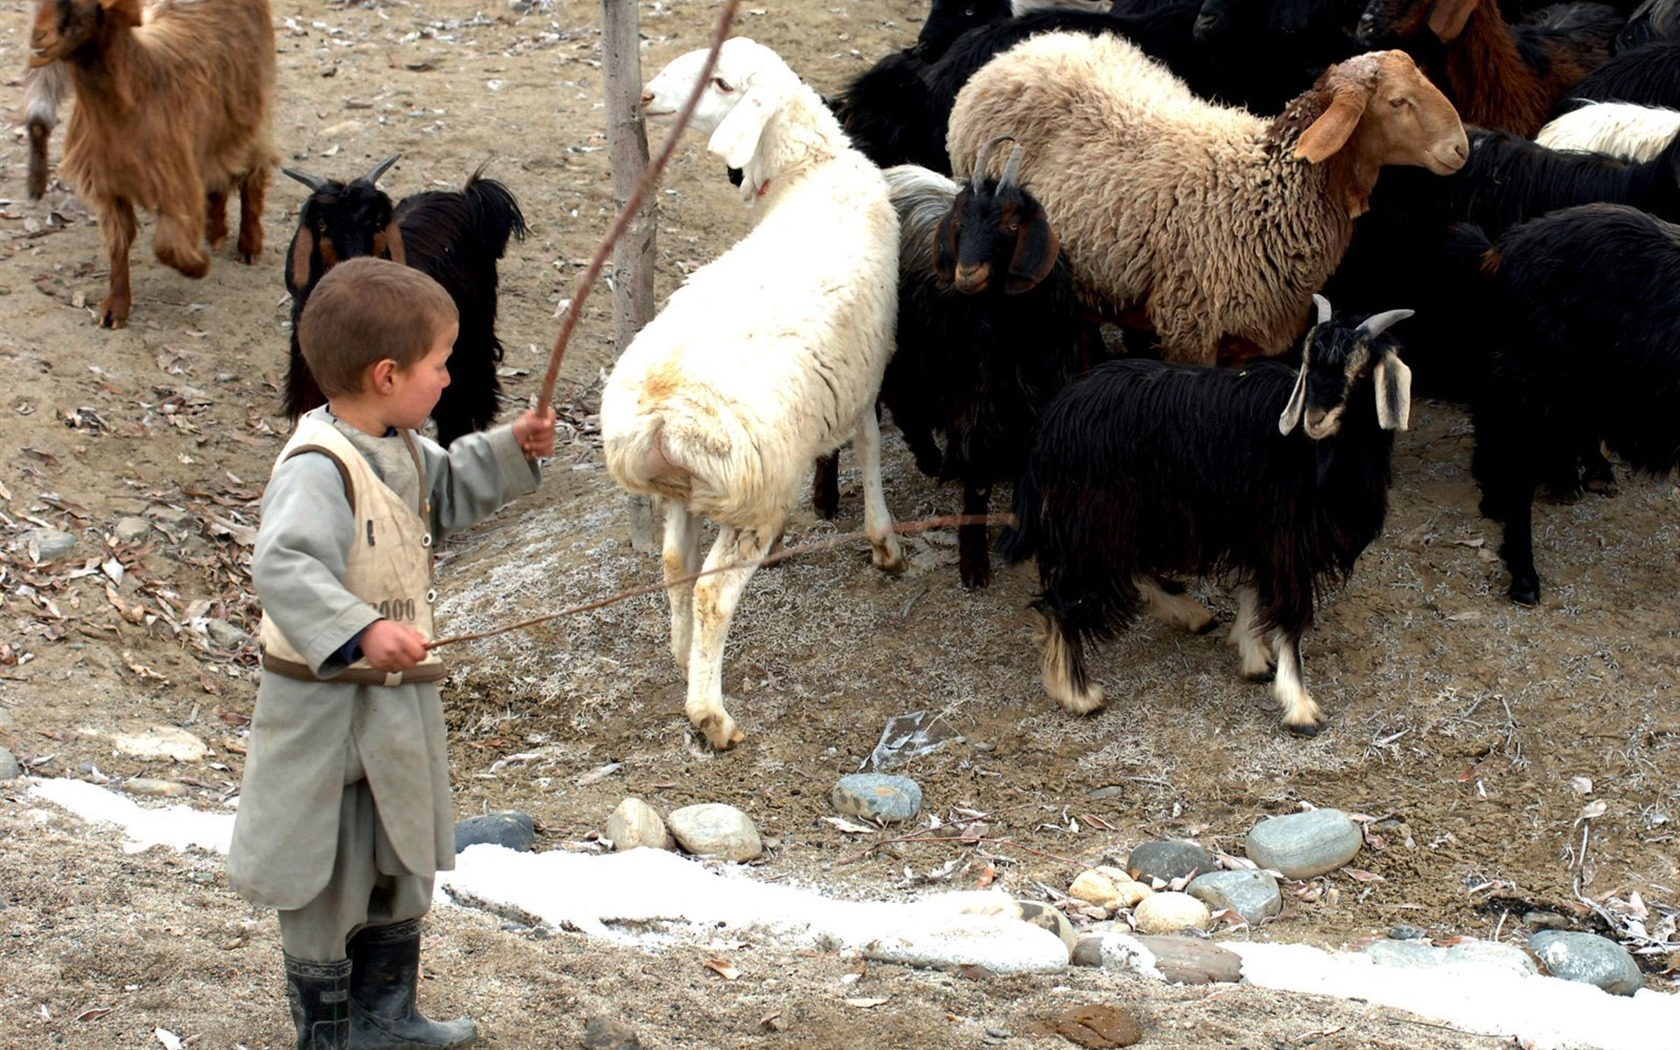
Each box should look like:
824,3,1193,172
28,0,278,328
1358,0,1621,138
946,32,1467,366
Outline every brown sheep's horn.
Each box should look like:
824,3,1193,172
999,143,1026,188
363,153,401,185
281,167,330,192
972,135,1014,192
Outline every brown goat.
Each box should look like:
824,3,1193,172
28,0,277,328
1358,0,1619,138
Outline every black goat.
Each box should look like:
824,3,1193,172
281,155,527,447
1557,39,1680,111
1452,204,1680,606
999,297,1413,736
1616,0,1680,52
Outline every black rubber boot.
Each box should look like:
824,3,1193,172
284,954,351,1050
347,919,476,1049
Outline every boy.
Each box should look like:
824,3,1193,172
227,257,555,1049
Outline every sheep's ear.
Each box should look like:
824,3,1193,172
1279,358,1310,435
934,209,959,283
707,82,780,170
1006,207,1060,295
373,222,407,267
1295,90,1370,164
1427,0,1479,41
1373,348,1413,431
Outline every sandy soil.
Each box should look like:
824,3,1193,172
0,0,1674,1046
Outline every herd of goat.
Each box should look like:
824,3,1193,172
20,0,1680,747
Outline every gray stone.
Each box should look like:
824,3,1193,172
145,505,196,540
1244,808,1362,878
606,797,672,851
204,618,251,650
1127,839,1217,884
0,747,19,781
1186,869,1283,926
1443,940,1539,976
581,1017,642,1050
1529,931,1643,995
112,516,154,544
831,773,922,823
1389,924,1429,940
1367,939,1447,969
1524,910,1571,931
453,811,536,853
1072,931,1105,967
22,528,77,561
122,778,190,798
666,803,762,861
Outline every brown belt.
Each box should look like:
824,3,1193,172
262,651,447,687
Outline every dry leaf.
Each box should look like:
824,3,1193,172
702,957,741,981
843,997,890,1009
1343,868,1386,883
1578,800,1608,822
821,816,877,835
122,652,170,684
75,1007,112,1021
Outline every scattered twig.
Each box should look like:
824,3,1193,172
836,834,1082,867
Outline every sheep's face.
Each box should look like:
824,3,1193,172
1357,0,1473,45
640,37,792,137
1295,51,1467,183
1280,297,1414,440
29,0,104,67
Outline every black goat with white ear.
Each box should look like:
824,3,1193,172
1000,296,1412,736
280,155,527,446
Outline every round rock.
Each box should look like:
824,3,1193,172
113,516,154,544
1127,839,1217,884
102,725,209,763
1529,931,1643,995
204,618,251,650
1186,869,1282,926
1244,808,1362,878
122,777,189,798
666,803,762,861
1367,939,1446,968
1443,940,1539,977
0,747,20,781
606,797,673,851
453,811,536,853
22,528,77,561
1132,891,1211,934
831,773,922,823
1069,869,1124,911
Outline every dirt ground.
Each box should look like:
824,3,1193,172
0,0,1676,1046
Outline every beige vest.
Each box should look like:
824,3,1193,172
258,415,445,685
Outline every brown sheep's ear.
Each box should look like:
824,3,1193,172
934,210,959,283
1295,89,1371,164
1426,0,1479,41
373,222,407,267
1006,208,1059,295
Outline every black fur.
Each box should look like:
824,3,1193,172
999,310,1404,716
1453,204,1680,605
1558,39,1680,110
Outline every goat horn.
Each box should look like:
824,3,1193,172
972,135,1014,192
1356,308,1415,340
362,153,401,185
999,144,1026,188
1312,293,1333,326
280,167,330,192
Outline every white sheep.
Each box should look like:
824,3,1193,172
601,37,906,751
1537,101,1680,161
945,31,1468,366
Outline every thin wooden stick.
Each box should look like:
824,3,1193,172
538,0,744,411
427,512,1017,649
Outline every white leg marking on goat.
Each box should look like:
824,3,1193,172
1037,611,1103,715
685,523,775,750
662,500,702,672
1272,632,1323,736
1231,586,1275,681
1137,576,1214,634
854,405,907,573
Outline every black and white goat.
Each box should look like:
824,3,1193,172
1453,204,1680,605
1000,297,1413,736
281,156,527,447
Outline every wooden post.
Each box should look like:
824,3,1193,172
602,0,660,552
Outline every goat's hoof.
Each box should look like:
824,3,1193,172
1053,684,1105,716
1585,478,1619,498
98,300,129,329
1241,667,1276,684
1283,718,1322,739
959,564,991,590
238,246,262,265
873,548,909,575
696,713,744,751
1508,580,1540,607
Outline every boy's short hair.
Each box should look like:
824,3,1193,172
298,257,459,397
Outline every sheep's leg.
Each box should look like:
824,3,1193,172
1137,576,1215,634
811,452,839,519
958,481,991,589
662,500,703,672
96,197,139,329
1271,629,1323,737
853,404,907,573
1035,608,1103,715
236,166,269,264
205,191,229,252
1230,585,1275,681
686,522,775,750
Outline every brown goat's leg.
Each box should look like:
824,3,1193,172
154,207,210,280
97,198,139,329
236,167,269,263
204,191,229,251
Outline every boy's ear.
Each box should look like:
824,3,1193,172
368,358,400,393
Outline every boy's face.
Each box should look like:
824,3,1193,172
387,322,458,430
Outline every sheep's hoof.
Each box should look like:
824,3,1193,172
696,712,744,751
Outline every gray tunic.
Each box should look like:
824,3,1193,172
227,411,539,910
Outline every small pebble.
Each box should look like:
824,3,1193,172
831,773,922,823
1366,939,1446,969
112,516,154,544
1523,910,1571,931
21,528,77,561
606,797,672,851
0,747,21,781
1132,892,1211,934
204,618,250,650
1244,808,1362,878
1186,869,1282,926
985,1027,1012,1039
582,1017,642,1050
453,811,535,853
1127,839,1216,884
666,803,762,861
1069,870,1124,910
122,778,189,798
1529,931,1643,995
1389,924,1429,940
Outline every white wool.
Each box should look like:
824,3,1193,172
1537,102,1680,162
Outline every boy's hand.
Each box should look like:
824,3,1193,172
514,404,558,459
361,619,428,672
